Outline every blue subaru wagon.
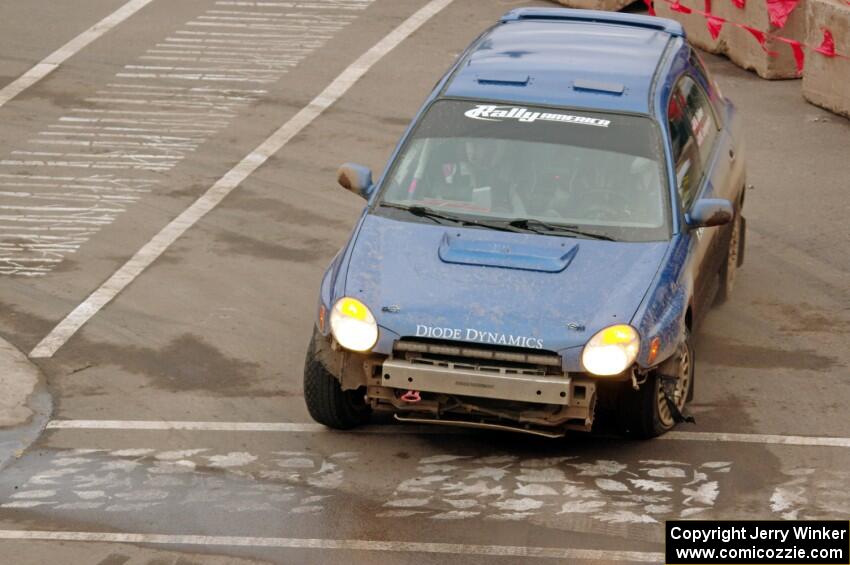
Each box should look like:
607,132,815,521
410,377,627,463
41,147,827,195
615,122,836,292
304,8,746,438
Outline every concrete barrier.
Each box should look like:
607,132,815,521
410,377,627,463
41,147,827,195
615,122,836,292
802,0,850,118
655,0,806,79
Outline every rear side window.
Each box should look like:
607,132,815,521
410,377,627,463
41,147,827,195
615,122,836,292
680,76,718,169
667,76,718,209
667,88,700,208
690,50,724,118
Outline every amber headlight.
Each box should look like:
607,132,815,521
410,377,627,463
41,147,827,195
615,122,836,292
581,324,640,376
330,297,378,352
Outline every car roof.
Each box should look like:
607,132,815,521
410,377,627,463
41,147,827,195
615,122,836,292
442,8,683,115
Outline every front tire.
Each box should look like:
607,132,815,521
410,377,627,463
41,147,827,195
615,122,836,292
716,213,742,304
622,331,694,438
303,342,370,430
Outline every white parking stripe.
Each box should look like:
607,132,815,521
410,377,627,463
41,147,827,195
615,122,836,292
43,420,850,447
661,431,850,448
44,420,470,434
29,0,455,358
0,0,157,108
46,420,329,432
2,5,367,277
0,530,663,562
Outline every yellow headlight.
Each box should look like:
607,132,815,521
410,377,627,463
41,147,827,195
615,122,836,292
330,297,378,352
582,324,640,376
338,297,369,321
598,325,637,345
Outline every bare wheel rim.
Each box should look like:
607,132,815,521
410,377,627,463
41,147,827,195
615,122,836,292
725,217,740,291
656,345,691,429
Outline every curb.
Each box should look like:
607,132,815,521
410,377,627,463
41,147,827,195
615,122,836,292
0,337,51,470
0,337,39,427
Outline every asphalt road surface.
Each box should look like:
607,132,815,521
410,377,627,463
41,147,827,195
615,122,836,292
0,0,848,563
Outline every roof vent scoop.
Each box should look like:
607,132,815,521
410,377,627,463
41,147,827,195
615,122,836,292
476,72,530,86
572,78,625,95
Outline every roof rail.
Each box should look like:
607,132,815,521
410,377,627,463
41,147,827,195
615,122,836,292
499,7,684,36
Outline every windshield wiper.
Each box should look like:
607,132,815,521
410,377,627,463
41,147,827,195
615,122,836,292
379,202,453,225
379,203,523,233
508,218,616,241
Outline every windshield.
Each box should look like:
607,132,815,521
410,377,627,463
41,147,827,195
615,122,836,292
377,100,670,242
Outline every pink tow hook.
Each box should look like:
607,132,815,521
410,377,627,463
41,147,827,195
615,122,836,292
401,390,421,403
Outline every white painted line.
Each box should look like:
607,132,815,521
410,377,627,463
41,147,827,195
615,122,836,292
46,420,328,432
44,420,468,434
29,0,455,359
43,420,850,447
661,431,850,448
0,0,156,108
0,530,662,562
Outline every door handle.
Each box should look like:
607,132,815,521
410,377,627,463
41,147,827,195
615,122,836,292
729,148,736,160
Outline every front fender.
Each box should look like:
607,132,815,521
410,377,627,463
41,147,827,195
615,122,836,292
632,235,691,367
317,259,400,355
317,210,371,337
636,284,688,367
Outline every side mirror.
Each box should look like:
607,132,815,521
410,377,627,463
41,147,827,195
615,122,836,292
686,198,733,229
337,163,374,200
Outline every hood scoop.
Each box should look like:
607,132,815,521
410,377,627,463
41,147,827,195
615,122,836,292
438,232,578,273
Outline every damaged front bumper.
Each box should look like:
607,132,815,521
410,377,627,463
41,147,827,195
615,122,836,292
380,358,574,405
311,329,598,436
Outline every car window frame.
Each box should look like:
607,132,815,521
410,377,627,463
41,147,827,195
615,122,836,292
666,79,702,211
688,50,724,126
666,73,721,212
682,74,720,185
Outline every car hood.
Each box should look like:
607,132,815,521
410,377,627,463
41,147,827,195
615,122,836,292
345,214,668,352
